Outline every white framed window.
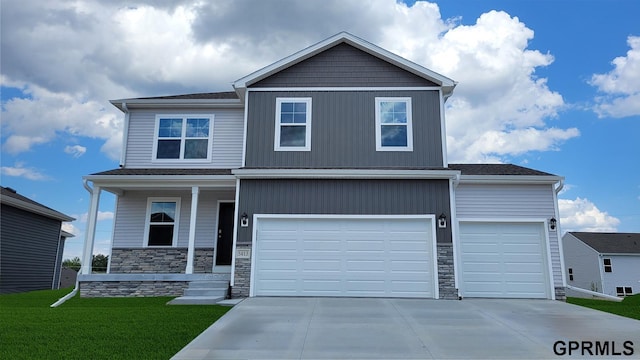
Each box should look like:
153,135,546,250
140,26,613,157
603,258,612,273
143,198,181,247
152,115,214,161
274,98,311,151
616,286,633,297
375,97,413,151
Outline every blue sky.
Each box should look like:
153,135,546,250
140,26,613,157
1,0,639,261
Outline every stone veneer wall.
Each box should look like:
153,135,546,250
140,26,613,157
232,243,458,299
555,287,566,301
437,243,457,300
109,248,214,274
232,244,252,298
80,281,188,297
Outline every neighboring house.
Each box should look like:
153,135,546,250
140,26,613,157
0,186,75,294
79,32,566,300
59,267,78,289
563,232,640,297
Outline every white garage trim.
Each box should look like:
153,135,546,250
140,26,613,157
456,218,555,300
250,214,438,298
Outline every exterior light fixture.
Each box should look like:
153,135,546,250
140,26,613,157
438,213,447,228
549,217,557,231
241,212,249,227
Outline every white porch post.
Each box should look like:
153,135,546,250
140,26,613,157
185,186,199,274
81,185,101,275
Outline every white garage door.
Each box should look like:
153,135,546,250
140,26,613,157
459,222,550,299
253,216,436,298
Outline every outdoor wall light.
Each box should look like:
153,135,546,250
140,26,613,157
549,217,557,231
241,212,249,227
438,213,447,229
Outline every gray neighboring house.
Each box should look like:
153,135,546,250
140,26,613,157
79,32,566,300
563,232,640,297
0,186,75,294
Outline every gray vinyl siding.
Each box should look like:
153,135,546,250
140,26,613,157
562,234,602,292
111,190,235,249
124,108,243,168
245,90,443,168
0,204,62,294
252,43,438,87
237,179,451,244
455,183,563,290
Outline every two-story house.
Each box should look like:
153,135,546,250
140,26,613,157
79,32,566,300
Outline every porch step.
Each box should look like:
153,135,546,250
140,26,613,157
167,279,230,305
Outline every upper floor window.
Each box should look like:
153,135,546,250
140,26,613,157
144,198,181,247
375,97,413,151
275,98,311,151
603,258,612,273
153,115,213,161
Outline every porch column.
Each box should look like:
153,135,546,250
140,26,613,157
185,186,199,274
81,185,101,275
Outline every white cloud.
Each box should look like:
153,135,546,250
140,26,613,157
61,222,80,236
0,1,578,163
0,162,50,181
590,35,640,118
64,145,87,158
559,197,620,233
72,211,115,223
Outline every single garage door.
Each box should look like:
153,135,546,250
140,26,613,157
459,222,550,299
253,216,436,298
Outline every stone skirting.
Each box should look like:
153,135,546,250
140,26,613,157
555,286,567,301
80,281,188,297
109,248,214,274
436,243,457,300
232,244,252,298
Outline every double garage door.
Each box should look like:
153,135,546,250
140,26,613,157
252,216,437,298
458,222,551,299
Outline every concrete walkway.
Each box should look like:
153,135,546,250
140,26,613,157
173,297,640,359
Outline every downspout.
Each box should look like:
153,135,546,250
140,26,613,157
50,179,94,307
119,102,130,168
553,178,568,293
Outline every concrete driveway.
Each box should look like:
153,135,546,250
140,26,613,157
173,297,640,359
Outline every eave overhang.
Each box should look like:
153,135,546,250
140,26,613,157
232,168,460,180
458,175,564,184
109,99,243,112
0,195,75,222
84,174,237,193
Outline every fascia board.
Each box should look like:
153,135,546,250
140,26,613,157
598,253,640,256
109,99,243,112
84,175,237,188
458,175,564,184
0,195,75,222
232,169,460,179
233,32,456,94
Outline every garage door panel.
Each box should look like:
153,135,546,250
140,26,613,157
460,222,549,299
254,217,435,298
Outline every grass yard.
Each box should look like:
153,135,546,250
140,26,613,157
0,288,231,359
567,294,640,320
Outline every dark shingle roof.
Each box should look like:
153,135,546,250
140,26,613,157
569,232,640,254
92,168,233,176
448,164,555,176
134,91,238,100
0,186,74,221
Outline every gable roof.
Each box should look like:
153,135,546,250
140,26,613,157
568,232,640,254
0,186,74,222
233,32,457,98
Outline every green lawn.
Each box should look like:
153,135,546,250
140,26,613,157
567,294,640,320
0,288,231,359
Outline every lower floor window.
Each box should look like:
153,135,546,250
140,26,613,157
145,198,180,246
616,286,633,297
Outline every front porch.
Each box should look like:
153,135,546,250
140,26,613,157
80,169,237,297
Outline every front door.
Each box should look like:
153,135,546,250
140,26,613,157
215,202,235,266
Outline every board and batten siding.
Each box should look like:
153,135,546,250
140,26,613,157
124,108,243,168
455,183,563,289
245,90,443,168
0,205,62,294
237,179,451,244
111,190,234,248
252,43,438,88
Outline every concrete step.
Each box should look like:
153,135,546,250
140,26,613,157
167,296,224,305
204,273,231,281
184,288,227,297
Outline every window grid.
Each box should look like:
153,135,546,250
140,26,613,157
603,258,612,273
154,115,212,161
616,286,633,297
375,97,413,151
274,98,311,151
